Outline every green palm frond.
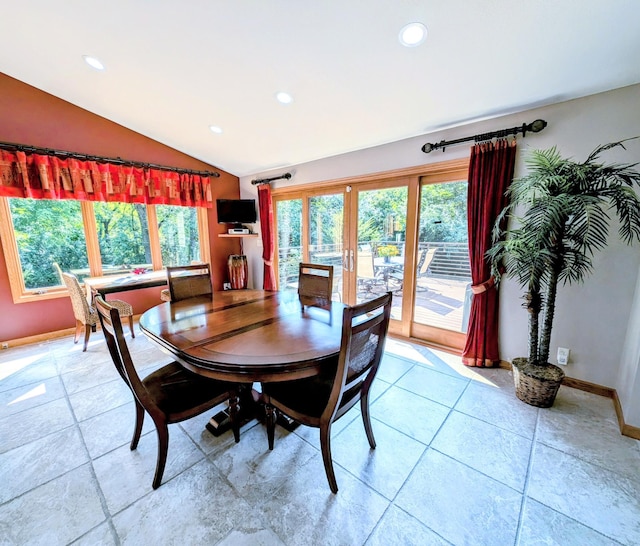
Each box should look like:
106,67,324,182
489,138,640,366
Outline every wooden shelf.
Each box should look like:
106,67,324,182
218,233,258,238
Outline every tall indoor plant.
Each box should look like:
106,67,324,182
487,140,640,407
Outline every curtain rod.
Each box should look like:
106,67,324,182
0,140,221,177
421,119,547,154
251,172,292,185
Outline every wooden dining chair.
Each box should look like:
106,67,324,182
262,291,393,493
95,295,240,489
61,272,134,351
298,262,334,310
166,263,213,302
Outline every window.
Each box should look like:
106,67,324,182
0,196,210,303
7,198,88,290
156,205,201,267
94,202,151,278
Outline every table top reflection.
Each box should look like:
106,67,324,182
138,290,345,383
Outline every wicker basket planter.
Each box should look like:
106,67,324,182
512,357,564,408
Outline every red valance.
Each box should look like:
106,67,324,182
0,150,213,207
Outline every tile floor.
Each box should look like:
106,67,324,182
1,327,639,545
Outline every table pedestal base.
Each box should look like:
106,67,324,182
205,387,300,436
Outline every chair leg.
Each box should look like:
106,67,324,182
82,324,92,352
73,320,83,344
265,403,276,451
130,400,145,450
152,421,169,490
128,315,135,338
320,423,338,494
228,390,240,444
360,393,376,449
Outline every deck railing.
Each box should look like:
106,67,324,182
278,240,471,286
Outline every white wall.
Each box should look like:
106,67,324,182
240,83,640,428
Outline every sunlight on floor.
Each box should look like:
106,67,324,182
0,353,46,381
9,383,47,405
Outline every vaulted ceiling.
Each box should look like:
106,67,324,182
2,1,639,177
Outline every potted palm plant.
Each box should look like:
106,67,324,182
487,140,640,407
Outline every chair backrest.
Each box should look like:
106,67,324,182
52,262,64,285
166,263,213,302
61,272,93,324
324,291,392,420
417,247,437,277
357,251,376,280
95,296,158,412
298,262,334,310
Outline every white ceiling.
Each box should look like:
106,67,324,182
1,1,639,177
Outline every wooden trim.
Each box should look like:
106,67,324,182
1,326,78,347
561,376,616,398
271,158,470,197
81,201,102,276
0,314,145,347
197,207,211,265
145,206,162,268
0,196,27,303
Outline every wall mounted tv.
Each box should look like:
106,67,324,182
216,199,257,226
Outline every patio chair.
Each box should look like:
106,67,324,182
298,262,334,310
415,247,437,291
262,291,392,493
95,295,239,489
356,251,384,294
61,272,134,351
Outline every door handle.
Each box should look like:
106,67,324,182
349,249,354,272
343,250,349,271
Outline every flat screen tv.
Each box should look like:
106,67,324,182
216,199,257,226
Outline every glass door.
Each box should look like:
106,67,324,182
411,179,471,349
274,190,347,302
351,184,408,321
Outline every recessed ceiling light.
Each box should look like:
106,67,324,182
399,22,428,47
276,91,294,105
82,55,105,71
209,125,223,134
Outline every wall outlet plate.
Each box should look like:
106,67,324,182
557,347,570,365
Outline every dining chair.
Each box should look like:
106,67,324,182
61,272,134,351
95,295,240,489
262,291,393,493
166,263,212,302
298,262,334,310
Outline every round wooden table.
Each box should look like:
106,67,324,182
139,289,346,436
139,289,345,383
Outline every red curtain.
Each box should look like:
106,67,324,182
0,150,213,207
257,184,277,290
462,139,517,367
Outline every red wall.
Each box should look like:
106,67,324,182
0,73,241,342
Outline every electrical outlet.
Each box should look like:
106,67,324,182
557,347,570,365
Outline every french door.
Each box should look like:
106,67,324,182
272,159,470,349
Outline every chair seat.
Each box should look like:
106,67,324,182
262,359,363,420
95,299,133,317
160,288,171,302
143,362,234,417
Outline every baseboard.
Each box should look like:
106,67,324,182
612,390,640,441
1,327,77,349
0,314,141,350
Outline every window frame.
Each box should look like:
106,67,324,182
0,196,210,304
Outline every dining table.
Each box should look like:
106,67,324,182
138,289,346,434
84,269,168,298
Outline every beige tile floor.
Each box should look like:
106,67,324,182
1,326,639,545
